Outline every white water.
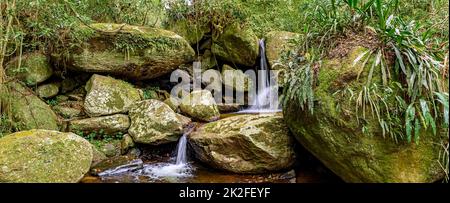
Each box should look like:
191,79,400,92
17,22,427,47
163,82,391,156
239,39,281,114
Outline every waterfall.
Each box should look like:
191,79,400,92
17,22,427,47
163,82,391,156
240,39,281,113
138,127,194,180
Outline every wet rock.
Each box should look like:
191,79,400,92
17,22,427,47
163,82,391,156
212,23,259,67
0,82,59,131
84,74,142,117
0,130,93,183
189,114,295,173
62,23,195,80
6,53,53,86
53,101,84,119
128,99,185,145
180,90,220,122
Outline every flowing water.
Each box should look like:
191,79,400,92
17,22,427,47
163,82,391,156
97,127,195,181
239,39,281,114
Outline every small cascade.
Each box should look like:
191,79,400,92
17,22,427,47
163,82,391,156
240,39,281,113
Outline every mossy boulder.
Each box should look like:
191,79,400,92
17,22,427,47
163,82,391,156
36,82,60,98
189,114,295,173
212,23,259,67
0,130,93,183
68,114,130,135
84,74,142,117
0,82,59,131
63,23,195,80
200,50,218,71
167,19,210,45
128,99,185,145
221,64,253,92
180,90,220,122
283,46,446,183
6,53,53,86
265,31,301,86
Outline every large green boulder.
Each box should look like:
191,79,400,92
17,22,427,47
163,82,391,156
0,130,93,183
128,99,185,145
180,90,220,122
84,74,142,117
189,114,295,173
68,114,130,135
6,53,53,86
212,23,259,67
62,23,195,80
265,31,301,86
283,46,446,183
0,82,59,131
